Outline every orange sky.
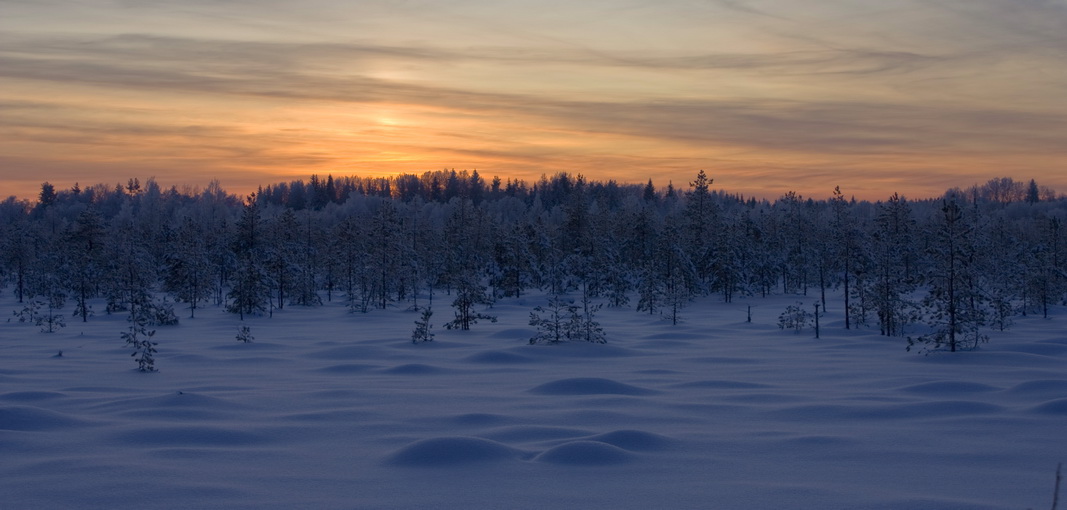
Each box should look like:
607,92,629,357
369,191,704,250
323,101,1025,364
2,1,1066,202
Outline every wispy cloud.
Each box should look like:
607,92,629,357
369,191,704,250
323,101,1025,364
1,1,1066,200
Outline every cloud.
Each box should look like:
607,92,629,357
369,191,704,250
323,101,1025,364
2,1,1066,200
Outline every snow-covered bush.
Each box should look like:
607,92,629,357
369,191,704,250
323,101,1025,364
777,302,811,334
529,294,606,345
236,325,254,343
144,298,179,326
529,295,577,345
14,299,66,333
123,310,158,372
412,308,434,343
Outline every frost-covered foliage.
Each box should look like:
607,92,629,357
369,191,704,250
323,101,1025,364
5,174,1067,354
445,276,497,331
411,308,434,343
777,302,812,334
529,293,606,345
142,298,179,326
123,306,158,372
236,325,254,343
528,295,577,345
14,299,66,333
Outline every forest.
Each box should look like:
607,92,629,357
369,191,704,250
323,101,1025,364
3,171,1065,355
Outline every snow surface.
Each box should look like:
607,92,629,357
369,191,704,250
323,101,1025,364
2,292,1064,509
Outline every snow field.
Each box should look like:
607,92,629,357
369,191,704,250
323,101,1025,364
1,292,1065,509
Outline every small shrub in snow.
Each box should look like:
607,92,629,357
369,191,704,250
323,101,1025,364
529,295,577,345
906,326,988,354
412,308,435,343
573,292,607,344
236,325,254,343
123,309,158,372
144,298,179,326
445,278,497,331
14,299,66,333
777,302,811,334
529,294,607,345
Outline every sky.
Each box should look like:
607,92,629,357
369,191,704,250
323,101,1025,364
2,0,1066,201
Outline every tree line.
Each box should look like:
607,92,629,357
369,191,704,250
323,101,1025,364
3,172,1065,352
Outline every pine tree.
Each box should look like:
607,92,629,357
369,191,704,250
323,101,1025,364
869,193,917,336
24,244,67,333
1025,217,1066,318
685,170,717,287
290,210,322,307
0,212,34,304
529,294,577,344
445,272,496,331
908,198,988,353
228,195,269,319
102,219,157,316
236,325,254,343
412,307,435,343
573,281,607,343
368,200,404,309
264,208,300,313
636,264,664,316
123,301,158,372
659,220,698,325
831,186,865,329
66,207,106,321
164,218,214,318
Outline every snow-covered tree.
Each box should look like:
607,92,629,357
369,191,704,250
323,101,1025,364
411,307,435,343
102,217,157,316
529,294,578,345
164,217,214,318
869,193,917,336
123,301,158,372
445,272,496,331
228,195,270,319
684,170,718,289
65,207,106,321
573,282,607,343
909,198,988,353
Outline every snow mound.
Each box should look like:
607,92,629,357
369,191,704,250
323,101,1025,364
673,379,772,390
584,430,675,451
995,343,1067,356
533,440,635,465
0,391,66,402
211,342,285,352
384,437,527,466
523,343,637,358
88,392,240,420
771,401,1002,421
282,409,370,423
1004,379,1067,395
384,363,446,375
482,425,593,443
529,377,657,396
463,351,537,364
304,345,387,360
896,381,1001,394
488,328,535,340
1029,398,1067,415
447,413,510,426
316,363,378,374
878,401,1003,418
0,406,89,431
639,331,707,340
113,426,269,447
775,435,854,448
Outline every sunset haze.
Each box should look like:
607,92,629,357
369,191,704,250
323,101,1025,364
3,0,1066,200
